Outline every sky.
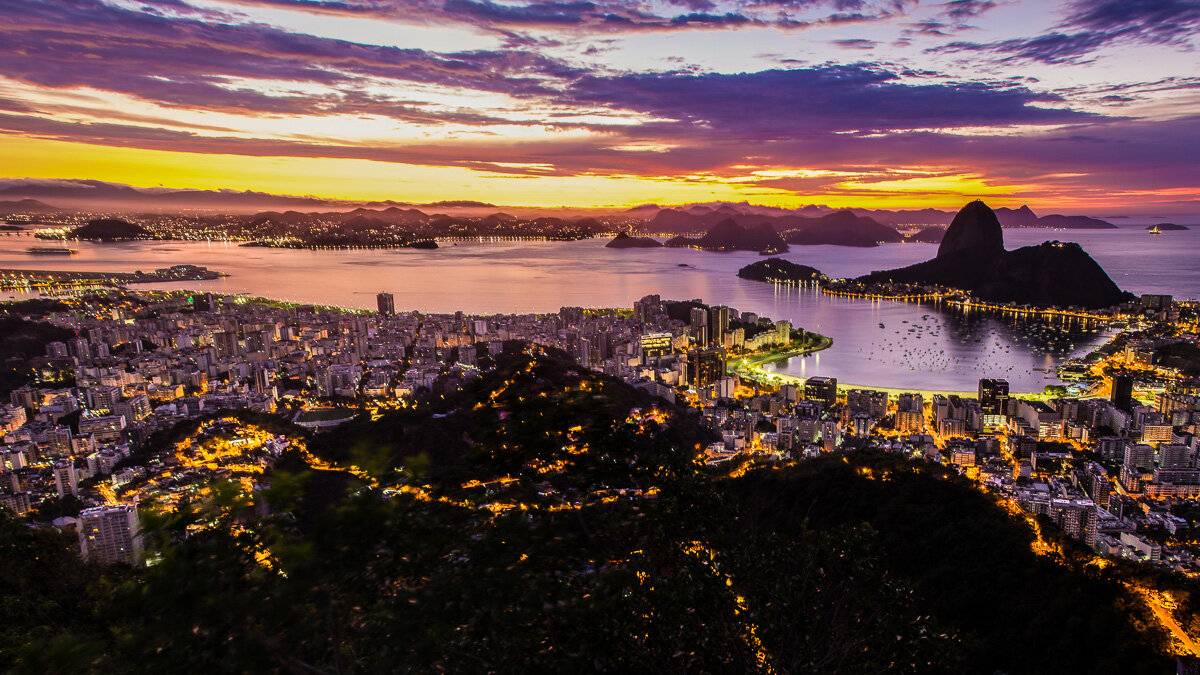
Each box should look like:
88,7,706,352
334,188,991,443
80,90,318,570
1,0,1198,211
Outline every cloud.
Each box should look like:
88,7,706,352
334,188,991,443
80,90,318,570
934,0,1200,64
0,0,581,119
832,38,878,48
2,0,1194,210
563,64,1093,138
940,0,996,21
220,0,910,33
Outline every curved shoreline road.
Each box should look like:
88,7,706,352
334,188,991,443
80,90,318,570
728,336,832,385
730,335,1019,398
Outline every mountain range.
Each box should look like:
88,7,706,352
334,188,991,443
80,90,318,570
0,180,1167,228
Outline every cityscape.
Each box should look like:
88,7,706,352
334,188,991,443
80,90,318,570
3,0,1200,672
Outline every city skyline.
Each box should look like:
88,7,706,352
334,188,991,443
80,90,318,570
1,0,1198,213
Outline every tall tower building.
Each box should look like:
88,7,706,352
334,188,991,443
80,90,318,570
377,292,395,315
979,378,1009,413
687,348,726,388
689,307,708,346
214,331,240,358
1111,373,1134,412
708,305,730,347
78,504,143,565
53,459,78,499
979,378,1010,428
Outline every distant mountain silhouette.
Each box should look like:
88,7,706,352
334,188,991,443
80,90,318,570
0,179,333,212
993,205,1040,227
783,211,902,247
0,199,58,214
858,200,1129,309
421,200,494,208
906,226,945,243
664,218,788,252
649,208,901,247
643,201,1126,233
1035,214,1117,229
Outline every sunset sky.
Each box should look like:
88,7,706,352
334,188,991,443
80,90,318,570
2,0,1198,211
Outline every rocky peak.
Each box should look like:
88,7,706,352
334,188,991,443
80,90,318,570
937,200,1005,259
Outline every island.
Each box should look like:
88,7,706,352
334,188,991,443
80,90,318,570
63,218,152,241
0,264,227,291
605,232,662,248
1148,223,1189,231
854,200,1131,309
737,257,826,283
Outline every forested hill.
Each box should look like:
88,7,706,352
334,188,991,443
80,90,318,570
0,350,1180,673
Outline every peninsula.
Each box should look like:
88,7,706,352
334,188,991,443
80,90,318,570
856,200,1130,309
0,264,226,291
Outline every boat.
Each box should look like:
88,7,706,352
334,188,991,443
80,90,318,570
25,246,77,255
1149,225,1161,234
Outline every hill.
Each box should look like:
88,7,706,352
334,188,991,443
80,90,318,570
0,199,58,214
68,218,152,241
994,205,1040,227
906,226,945,243
0,350,1176,673
783,211,902,247
604,232,662,248
858,200,1129,309
1036,214,1118,229
737,258,825,283
663,218,788,253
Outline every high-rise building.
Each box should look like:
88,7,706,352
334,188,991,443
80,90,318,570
805,376,838,409
1111,373,1134,412
708,306,729,347
193,292,215,312
689,307,709,346
52,459,78,499
559,306,584,324
214,331,240,358
377,292,395,315
78,504,143,565
641,332,673,362
979,378,1010,416
251,366,273,394
687,348,726,388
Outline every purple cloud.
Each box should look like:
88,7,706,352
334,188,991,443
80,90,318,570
563,65,1093,137
221,0,910,33
935,0,1200,64
1,0,580,118
832,38,879,48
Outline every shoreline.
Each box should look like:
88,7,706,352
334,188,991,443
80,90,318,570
729,336,1055,397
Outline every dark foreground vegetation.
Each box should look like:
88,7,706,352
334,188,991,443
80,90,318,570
0,350,1184,673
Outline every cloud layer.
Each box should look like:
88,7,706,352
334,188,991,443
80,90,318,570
1,0,1198,210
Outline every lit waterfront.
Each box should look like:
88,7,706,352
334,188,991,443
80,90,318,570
1,227,1195,392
